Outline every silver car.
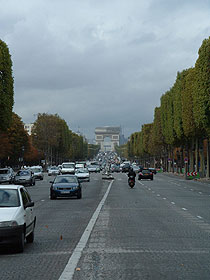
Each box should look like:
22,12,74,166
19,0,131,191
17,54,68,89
0,168,15,184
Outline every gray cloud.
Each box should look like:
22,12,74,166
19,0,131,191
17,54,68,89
1,0,210,140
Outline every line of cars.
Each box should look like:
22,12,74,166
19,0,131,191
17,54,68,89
0,166,44,186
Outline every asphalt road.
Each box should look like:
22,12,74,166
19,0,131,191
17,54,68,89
1,172,210,280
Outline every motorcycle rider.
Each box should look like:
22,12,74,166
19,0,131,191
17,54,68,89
127,167,136,182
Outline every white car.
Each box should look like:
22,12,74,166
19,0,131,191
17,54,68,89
75,168,90,182
30,166,44,180
48,166,60,176
0,185,36,253
61,162,75,174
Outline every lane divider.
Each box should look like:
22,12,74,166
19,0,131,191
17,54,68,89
59,180,114,280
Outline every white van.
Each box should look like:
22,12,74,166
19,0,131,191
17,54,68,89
60,162,75,174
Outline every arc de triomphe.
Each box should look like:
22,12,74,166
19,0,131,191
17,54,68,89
95,126,121,152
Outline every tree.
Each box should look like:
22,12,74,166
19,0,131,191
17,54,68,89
0,39,14,131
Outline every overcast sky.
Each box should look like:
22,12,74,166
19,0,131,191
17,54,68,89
1,0,210,140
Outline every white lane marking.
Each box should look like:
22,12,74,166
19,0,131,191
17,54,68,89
171,202,175,205
148,188,151,190
41,200,45,202
197,216,203,219
58,180,114,280
182,208,187,211
199,192,202,194
157,194,160,197
163,198,166,200
190,189,193,191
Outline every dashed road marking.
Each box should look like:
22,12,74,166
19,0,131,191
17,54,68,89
197,216,203,219
58,180,114,280
171,202,175,205
182,208,187,211
163,198,167,200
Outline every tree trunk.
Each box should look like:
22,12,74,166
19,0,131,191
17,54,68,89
206,139,210,178
195,138,199,172
189,139,194,172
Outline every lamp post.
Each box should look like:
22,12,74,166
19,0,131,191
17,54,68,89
22,146,25,167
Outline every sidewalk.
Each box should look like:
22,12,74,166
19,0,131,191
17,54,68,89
162,171,210,184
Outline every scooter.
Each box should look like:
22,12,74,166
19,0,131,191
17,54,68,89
128,175,135,188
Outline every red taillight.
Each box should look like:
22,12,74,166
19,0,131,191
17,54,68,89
140,172,143,175
150,172,153,175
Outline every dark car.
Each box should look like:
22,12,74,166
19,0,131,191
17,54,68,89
0,168,15,184
149,168,157,174
122,163,130,173
110,164,121,173
14,170,36,186
138,169,153,180
50,175,82,199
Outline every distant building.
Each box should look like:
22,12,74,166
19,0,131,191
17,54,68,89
95,126,123,152
24,123,34,135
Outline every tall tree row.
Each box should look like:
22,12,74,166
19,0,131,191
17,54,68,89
127,36,210,176
32,113,89,165
0,40,14,131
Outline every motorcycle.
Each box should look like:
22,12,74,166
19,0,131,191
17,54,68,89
128,175,135,188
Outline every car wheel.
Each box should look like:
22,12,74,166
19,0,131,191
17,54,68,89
77,192,82,199
16,231,25,253
50,192,56,200
26,223,35,243
151,177,153,180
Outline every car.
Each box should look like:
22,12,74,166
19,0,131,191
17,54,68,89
149,168,157,174
138,169,153,180
75,168,90,182
110,164,121,173
50,175,82,199
30,166,44,180
121,163,130,173
60,162,76,174
14,170,36,186
87,165,100,173
0,185,36,253
0,168,15,184
132,165,140,173
48,166,60,176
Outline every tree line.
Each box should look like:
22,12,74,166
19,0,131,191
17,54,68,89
0,39,99,167
126,36,210,177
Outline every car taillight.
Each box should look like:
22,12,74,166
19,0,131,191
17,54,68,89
139,172,143,175
150,172,153,175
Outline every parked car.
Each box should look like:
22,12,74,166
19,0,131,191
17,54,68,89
138,169,153,180
50,175,82,199
0,185,36,252
75,168,90,182
0,168,15,184
30,166,44,180
14,170,36,186
48,166,60,176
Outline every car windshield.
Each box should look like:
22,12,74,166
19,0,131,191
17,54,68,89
31,168,41,172
50,167,58,170
17,170,30,176
54,176,78,184
76,169,88,173
0,189,20,207
0,169,9,174
62,164,74,168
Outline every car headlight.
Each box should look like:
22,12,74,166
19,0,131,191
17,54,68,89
0,221,19,227
72,186,79,190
